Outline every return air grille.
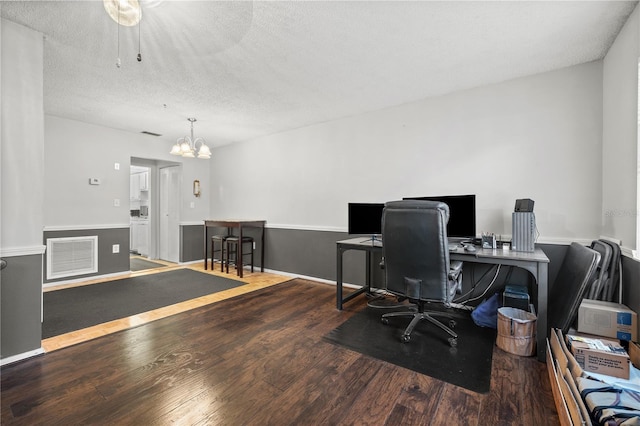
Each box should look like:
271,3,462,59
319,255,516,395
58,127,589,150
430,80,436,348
46,236,98,279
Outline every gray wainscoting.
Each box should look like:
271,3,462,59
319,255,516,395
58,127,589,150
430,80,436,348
262,229,569,299
43,228,130,284
1,253,43,359
180,226,640,332
42,224,640,329
180,225,205,263
3,224,639,365
181,226,575,300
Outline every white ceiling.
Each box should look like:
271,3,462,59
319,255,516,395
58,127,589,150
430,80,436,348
1,1,638,148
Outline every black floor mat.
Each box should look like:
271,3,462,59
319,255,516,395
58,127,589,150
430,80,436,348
43,268,245,338
324,306,496,393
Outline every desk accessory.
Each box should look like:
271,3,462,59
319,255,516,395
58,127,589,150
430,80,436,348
481,233,496,249
512,212,536,252
512,199,536,252
515,198,535,212
503,284,530,311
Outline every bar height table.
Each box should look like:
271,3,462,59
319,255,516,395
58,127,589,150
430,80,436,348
203,220,266,278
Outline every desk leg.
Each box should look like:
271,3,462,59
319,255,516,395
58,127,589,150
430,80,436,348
536,262,549,362
365,250,372,293
204,225,208,270
337,247,344,310
336,246,371,309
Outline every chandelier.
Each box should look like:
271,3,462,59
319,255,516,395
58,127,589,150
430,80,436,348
170,118,212,159
103,0,141,26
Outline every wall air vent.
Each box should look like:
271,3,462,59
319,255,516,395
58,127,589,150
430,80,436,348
141,131,162,137
46,236,98,280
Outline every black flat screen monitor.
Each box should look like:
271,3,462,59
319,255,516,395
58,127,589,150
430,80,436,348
403,194,476,240
348,203,384,236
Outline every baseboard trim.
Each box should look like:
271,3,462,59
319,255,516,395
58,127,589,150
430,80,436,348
43,271,129,289
44,224,129,231
261,267,360,289
1,347,45,366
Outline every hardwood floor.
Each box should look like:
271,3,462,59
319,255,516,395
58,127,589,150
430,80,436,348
2,274,558,425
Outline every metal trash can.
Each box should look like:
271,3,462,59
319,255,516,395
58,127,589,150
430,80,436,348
497,307,537,356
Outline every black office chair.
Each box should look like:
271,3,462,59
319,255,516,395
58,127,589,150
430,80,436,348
586,239,612,300
548,242,600,334
380,200,463,347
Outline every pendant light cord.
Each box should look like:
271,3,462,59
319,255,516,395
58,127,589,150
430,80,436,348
116,0,121,68
113,0,143,67
137,4,142,62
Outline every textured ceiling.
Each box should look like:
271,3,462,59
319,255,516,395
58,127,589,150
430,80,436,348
1,1,638,148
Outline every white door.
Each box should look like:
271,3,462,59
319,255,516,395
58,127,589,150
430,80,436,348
159,166,181,262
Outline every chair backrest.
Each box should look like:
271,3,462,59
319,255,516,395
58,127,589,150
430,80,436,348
600,239,622,302
587,240,612,300
382,200,451,303
548,242,601,334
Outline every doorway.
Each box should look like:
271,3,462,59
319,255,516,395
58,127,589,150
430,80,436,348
159,165,181,263
129,165,151,258
130,158,182,264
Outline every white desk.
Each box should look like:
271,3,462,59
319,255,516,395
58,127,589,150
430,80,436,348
335,238,550,362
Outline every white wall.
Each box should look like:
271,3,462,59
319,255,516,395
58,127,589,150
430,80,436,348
602,4,639,252
1,19,44,253
210,61,604,243
44,116,210,228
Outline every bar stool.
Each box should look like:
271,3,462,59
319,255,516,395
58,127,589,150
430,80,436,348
210,234,231,271
224,236,254,274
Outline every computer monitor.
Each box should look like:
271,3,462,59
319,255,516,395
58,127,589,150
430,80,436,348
348,203,384,241
402,194,476,240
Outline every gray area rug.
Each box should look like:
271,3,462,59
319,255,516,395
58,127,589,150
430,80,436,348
43,268,245,338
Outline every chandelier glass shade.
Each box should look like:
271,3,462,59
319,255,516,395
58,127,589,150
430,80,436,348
103,0,141,26
170,118,212,159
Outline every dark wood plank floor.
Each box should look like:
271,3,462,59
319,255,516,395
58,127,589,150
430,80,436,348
1,279,559,425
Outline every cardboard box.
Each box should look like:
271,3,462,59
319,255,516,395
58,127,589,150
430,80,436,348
566,334,630,379
578,299,637,342
629,341,640,369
